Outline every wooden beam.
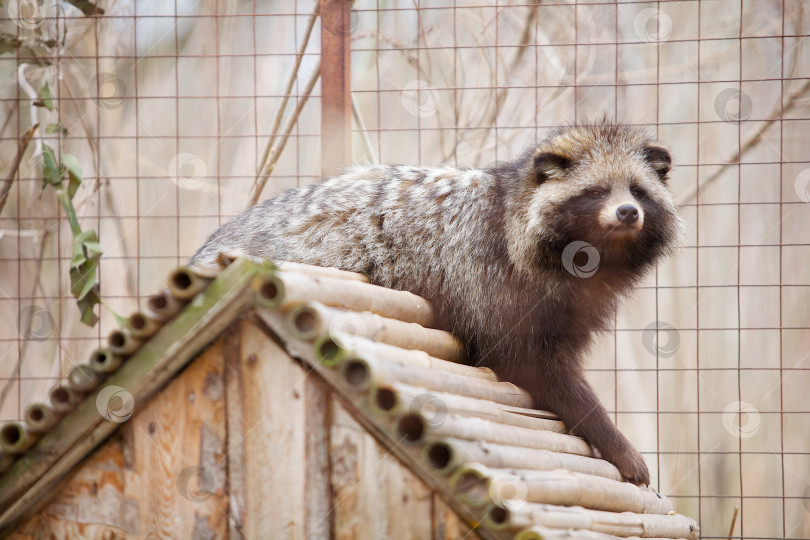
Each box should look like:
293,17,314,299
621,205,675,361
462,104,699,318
320,0,353,178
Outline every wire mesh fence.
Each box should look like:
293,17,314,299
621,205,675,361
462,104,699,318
0,1,808,538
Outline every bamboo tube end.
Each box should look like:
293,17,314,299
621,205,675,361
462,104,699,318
90,348,122,374
484,505,510,530
339,357,372,393
107,329,125,349
24,403,58,433
147,293,168,313
168,266,213,300
0,424,21,449
396,413,425,443
168,267,196,298
170,268,192,289
146,290,183,321
24,404,45,425
314,335,346,367
449,463,492,507
126,310,162,339
127,311,148,332
49,385,79,413
49,386,69,406
287,303,323,340
252,274,285,308
424,440,454,474
0,423,34,454
107,328,141,356
374,387,399,414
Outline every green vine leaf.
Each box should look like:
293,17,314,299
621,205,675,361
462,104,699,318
45,123,68,136
41,144,63,188
75,283,101,326
61,153,83,198
36,81,54,111
69,229,102,326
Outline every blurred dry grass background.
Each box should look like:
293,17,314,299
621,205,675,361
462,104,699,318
1,0,809,537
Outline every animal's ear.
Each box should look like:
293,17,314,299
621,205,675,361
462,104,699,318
533,152,572,185
642,144,672,182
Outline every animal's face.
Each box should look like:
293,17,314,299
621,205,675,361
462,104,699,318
509,124,684,275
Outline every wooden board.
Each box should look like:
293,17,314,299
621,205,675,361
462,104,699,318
9,339,229,539
121,339,229,539
227,320,332,539
330,395,434,539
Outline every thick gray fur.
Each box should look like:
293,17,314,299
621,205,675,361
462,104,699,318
192,122,685,485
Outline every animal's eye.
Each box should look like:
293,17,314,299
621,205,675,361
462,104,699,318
589,190,605,198
631,187,646,198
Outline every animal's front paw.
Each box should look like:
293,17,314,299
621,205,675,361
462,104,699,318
606,446,650,486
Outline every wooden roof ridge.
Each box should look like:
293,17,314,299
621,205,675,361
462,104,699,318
0,252,700,539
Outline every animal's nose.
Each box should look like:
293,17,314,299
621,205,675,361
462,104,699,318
616,203,639,224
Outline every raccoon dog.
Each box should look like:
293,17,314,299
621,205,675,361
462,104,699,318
192,122,685,485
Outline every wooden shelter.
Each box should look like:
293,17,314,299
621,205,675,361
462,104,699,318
0,255,700,539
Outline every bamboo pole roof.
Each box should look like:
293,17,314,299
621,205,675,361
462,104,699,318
0,253,699,539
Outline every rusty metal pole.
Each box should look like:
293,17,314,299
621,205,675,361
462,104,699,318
320,0,353,178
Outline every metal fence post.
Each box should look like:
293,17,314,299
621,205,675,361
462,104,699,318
320,0,353,178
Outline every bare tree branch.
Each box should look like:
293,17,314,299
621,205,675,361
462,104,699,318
0,123,39,216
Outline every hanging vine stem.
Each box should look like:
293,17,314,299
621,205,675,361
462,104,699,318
17,64,43,159
16,61,105,326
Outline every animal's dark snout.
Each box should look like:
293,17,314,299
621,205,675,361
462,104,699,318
616,203,639,224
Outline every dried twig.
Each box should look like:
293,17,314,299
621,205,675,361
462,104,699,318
441,4,538,163
248,61,321,207
681,77,810,202
0,123,39,216
480,6,538,132
351,31,432,82
251,1,321,195
351,93,377,163
0,103,20,140
727,503,739,540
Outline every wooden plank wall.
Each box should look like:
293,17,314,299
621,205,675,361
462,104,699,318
11,339,230,539
9,319,475,540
